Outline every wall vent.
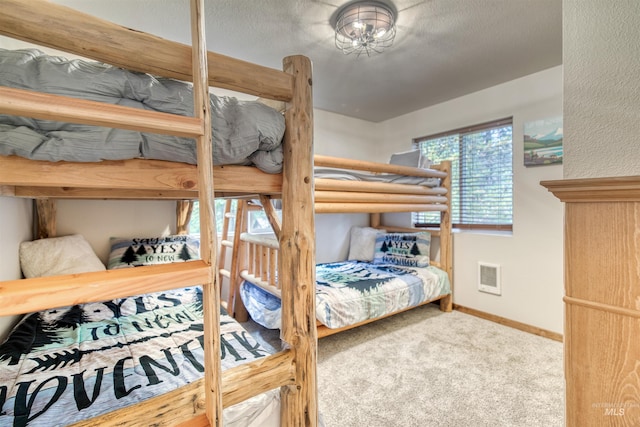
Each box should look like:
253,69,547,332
478,262,501,295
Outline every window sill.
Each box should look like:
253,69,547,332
452,228,513,237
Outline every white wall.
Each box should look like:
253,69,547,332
313,110,380,263
378,66,565,334
56,200,175,264
0,198,174,339
563,0,640,178
314,109,386,162
0,197,32,340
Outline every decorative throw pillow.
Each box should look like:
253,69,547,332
388,149,431,169
348,226,385,262
372,232,431,267
107,234,200,270
19,234,106,278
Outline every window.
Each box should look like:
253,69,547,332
188,199,236,235
413,117,513,230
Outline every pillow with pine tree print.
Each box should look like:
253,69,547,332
107,234,200,270
372,232,431,268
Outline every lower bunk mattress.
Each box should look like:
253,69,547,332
240,260,451,330
0,286,279,427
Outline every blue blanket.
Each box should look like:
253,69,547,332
240,261,451,330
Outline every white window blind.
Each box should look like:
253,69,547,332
413,118,513,230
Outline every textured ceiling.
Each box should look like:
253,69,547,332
53,0,562,122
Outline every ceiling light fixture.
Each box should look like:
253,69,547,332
334,1,397,57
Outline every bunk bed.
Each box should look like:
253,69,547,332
0,0,317,426
225,156,453,338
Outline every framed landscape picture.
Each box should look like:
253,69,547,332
523,116,563,167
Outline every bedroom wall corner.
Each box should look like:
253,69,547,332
0,196,32,340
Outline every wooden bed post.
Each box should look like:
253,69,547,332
176,200,194,235
438,160,453,312
280,54,317,426
35,199,56,239
259,194,282,238
370,212,381,228
188,0,222,425
230,200,249,320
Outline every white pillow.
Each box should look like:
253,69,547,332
348,226,385,262
20,234,106,278
388,149,431,169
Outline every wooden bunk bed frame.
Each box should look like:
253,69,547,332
0,0,317,426
223,156,453,338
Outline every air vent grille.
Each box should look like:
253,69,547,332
478,262,501,295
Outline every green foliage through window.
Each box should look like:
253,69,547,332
188,200,236,235
413,118,513,230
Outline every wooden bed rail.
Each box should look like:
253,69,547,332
0,86,204,138
237,228,446,295
70,349,297,427
0,0,293,102
240,233,281,297
314,155,447,179
315,179,447,195
0,156,283,198
315,202,448,214
0,261,210,317
313,159,450,214
236,231,450,339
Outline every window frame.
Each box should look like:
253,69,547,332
412,117,513,231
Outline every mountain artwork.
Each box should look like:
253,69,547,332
523,116,563,166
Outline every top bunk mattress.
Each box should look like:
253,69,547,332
314,167,440,187
0,49,286,173
314,149,443,187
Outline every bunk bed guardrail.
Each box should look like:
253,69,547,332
226,158,453,339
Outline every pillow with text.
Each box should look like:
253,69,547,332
372,232,431,267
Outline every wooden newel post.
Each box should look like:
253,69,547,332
280,54,318,426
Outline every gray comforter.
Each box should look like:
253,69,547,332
0,49,285,173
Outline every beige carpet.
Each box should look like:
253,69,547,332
242,304,564,426
316,304,564,427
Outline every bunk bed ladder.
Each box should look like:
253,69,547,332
222,199,250,317
217,199,234,309
187,1,222,424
